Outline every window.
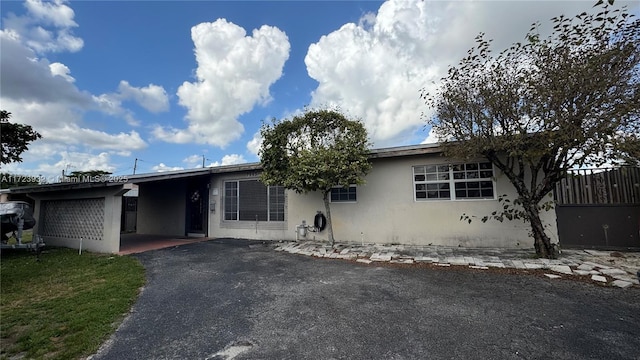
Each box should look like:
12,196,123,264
330,186,357,202
413,162,495,201
224,180,285,221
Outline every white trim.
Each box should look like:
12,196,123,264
329,185,358,203
412,162,497,202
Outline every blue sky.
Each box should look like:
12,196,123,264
1,0,637,178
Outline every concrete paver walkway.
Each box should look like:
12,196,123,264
118,234,210,255
274,241,640,288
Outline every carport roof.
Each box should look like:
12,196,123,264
127,163,263,183
8,178,132,194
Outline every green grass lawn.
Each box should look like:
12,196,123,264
0,247,145,360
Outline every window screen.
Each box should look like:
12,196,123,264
224,180,284,221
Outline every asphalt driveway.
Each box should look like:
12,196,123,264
92,239,640,360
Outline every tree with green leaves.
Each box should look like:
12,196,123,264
1,110,42,165
421,5,639,258
259,109,372,246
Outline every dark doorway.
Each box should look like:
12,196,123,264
186,179,209,236
120,195,138,233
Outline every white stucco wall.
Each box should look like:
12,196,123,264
136,179,186,236
31,186,126,253
289,156,557,248
208,171,289,241
207,154,559,249
287,155,558,248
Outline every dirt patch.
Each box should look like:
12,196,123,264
347,257,636,288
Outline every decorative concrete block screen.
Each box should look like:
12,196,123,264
41,198,105,241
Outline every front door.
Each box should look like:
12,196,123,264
186,180,208,237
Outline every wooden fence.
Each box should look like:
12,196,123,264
554,166,640,205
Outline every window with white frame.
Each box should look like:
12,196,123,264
330,185,357,202
413,162,495,200
224,180,285,221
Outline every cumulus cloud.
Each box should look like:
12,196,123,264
0,99,147,158
0,31,91,106
421,128,439,145
207,154,247,167
246,131,263,157
2,151,116,179
183,154,203,166
2,0,83,53
305,0,600,146
18,142,70,162
154,18,290,147
117,81,169,113
1,3,151,164
23,0,77,28
53,151,114,173
40,124,146,156
94,81,170,125
183,154,214,168
49,62,74,82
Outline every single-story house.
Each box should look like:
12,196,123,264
6,143,559,253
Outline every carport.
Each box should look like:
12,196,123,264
130,169,210,239
13,181,130,253
10,168,212,254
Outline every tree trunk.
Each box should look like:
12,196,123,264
322,192,335,247
525,202,556,259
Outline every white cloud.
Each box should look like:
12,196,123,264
182,154,248,169
421,127,439,145
2,151,116,179
117,81,169,113
19,142,70,161
305,0,602,147
154,19,290,147
182,154,208,168
94,81,170,126
246,131,263,157
49,62,74,82
0,99,147,158
54,151,115,173
0,31,91,106
152,163,185,172
41,124,146,156
24,0,78,28
207,154,247,167
183,154,202,166
0,2,155,175
3,0,83,53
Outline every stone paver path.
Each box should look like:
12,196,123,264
274,241,640,288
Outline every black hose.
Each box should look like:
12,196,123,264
314,212,327,232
